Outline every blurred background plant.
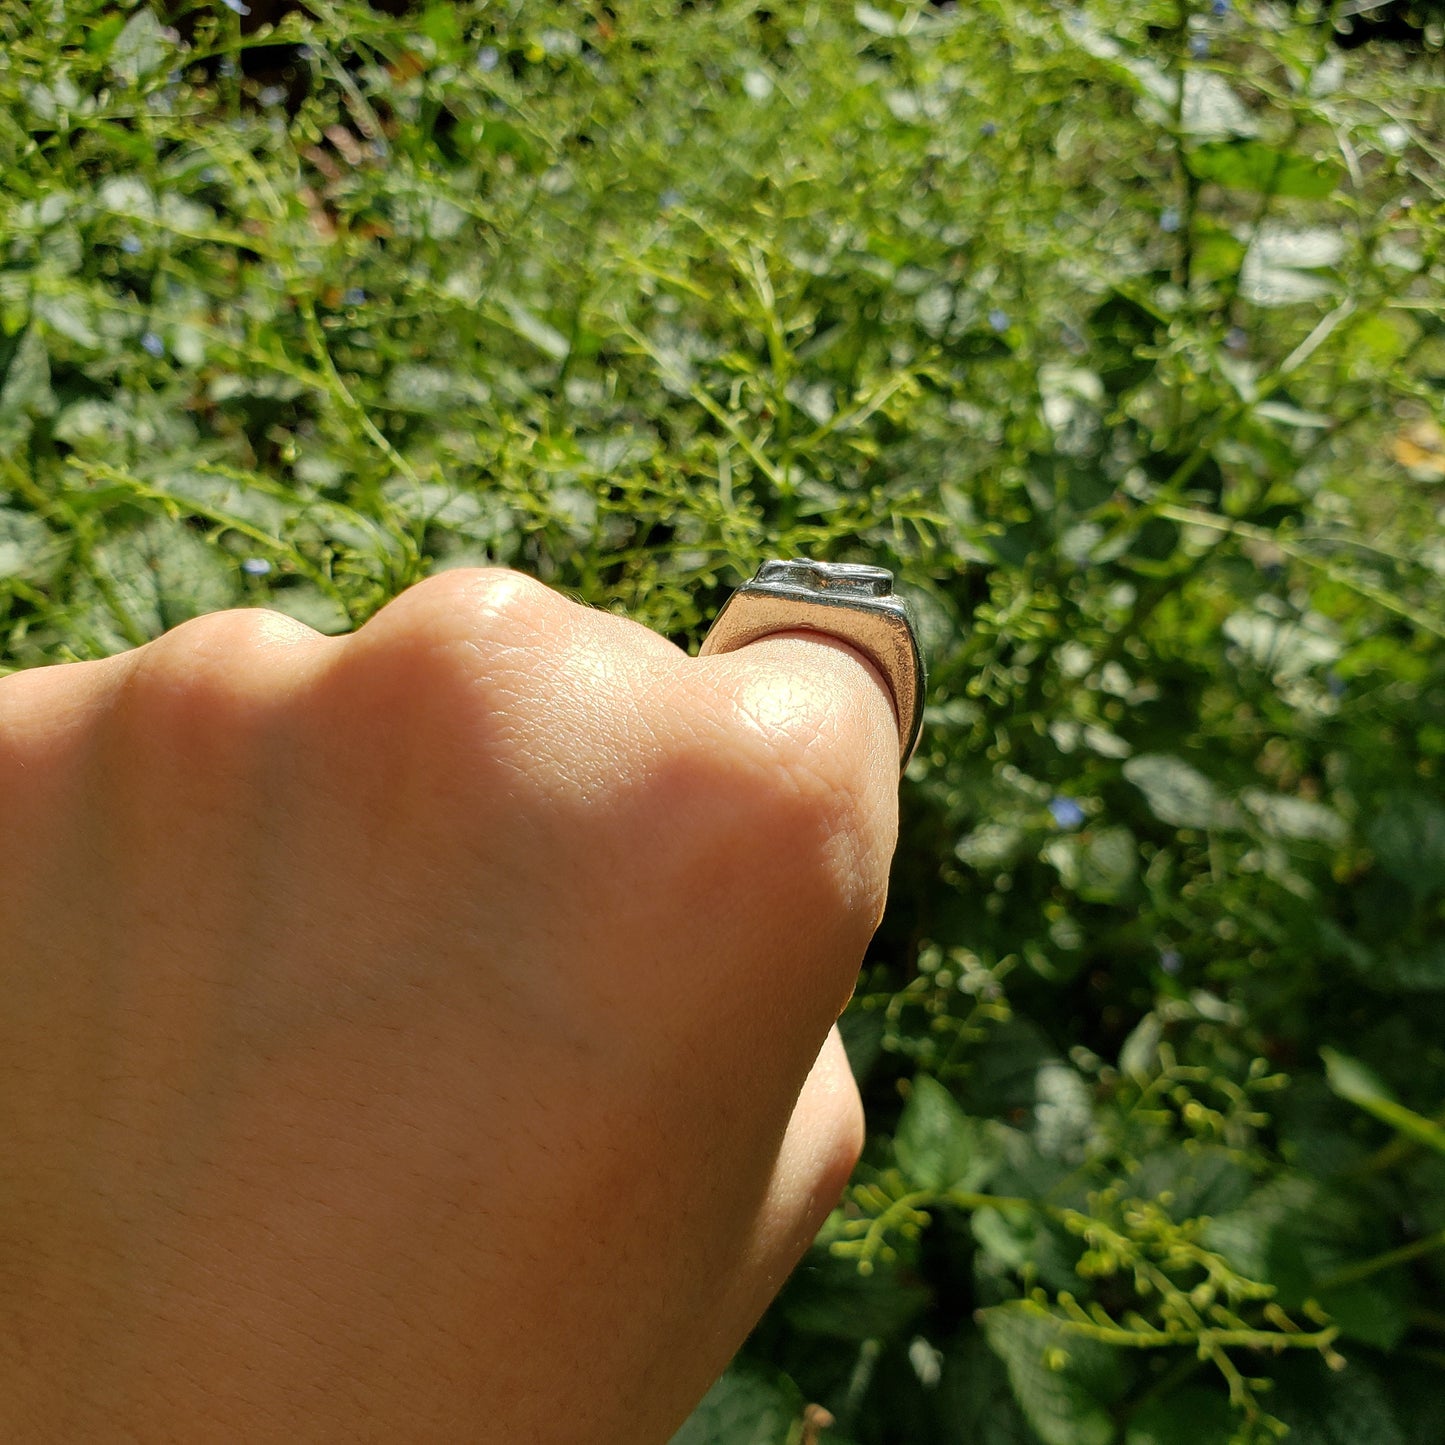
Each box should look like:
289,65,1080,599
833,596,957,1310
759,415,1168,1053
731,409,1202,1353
1,0,1442,1440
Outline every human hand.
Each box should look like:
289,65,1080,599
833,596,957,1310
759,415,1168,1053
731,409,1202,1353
0,568,901,1442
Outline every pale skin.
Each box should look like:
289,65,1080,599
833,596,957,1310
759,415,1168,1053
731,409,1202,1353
0,567,901,1443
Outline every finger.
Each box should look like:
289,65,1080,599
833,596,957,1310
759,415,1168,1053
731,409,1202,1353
710,1025,864,1341
693,625,901,925
618,631,896,1063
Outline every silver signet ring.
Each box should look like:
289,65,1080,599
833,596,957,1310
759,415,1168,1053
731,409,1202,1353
696,559,927,774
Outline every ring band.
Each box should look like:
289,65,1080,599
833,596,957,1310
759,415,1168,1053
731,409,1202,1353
696,560,926,773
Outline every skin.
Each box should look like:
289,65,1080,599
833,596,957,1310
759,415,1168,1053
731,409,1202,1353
0,567,901,1443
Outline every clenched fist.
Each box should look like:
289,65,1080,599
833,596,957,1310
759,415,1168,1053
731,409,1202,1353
0,568,901,1443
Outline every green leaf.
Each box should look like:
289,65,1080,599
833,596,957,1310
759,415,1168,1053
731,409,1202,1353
267,583,353,637
418,2,461,47
973,1202,1083,1294
109,9,171,85
1322,1048,1445,1156
964,1021,1060,1117
383,363,492,415
937,1332,1037,1445
956,822,1028,871
33,292,100,349
1064,16,1174,109
1239,225,1347,307
1365,794,1445,900
668,1363,803,1445
1383,1359,1445,1445
1180,72,1258,138
0,325,57,444
980,1305,1124,1445
855,2,902,35
781,1247,931,1342
1222,608,1342,679
1132,1146,1253,1221
895,1074,998,1192
1191,218,1248,282
1254,400,1330,429
0,508,64,585
1185,141,1340,199
1118,1014,1163,1081
1034,1061,1098,1164
1124,1386,1236,1445
1318,1277,1409,1351
1123,754,1240,831
1240,789,1348,845
1087,291,1162,395
84,12,127,56
1250,225,1347,270
1202,1175,1329,1284
1238,263,1333,307
466,117,544,170
1041,826,1138,903
1378,937,1445,993
1270,1357,1405,1445
81,518,238,650
497,296,570,361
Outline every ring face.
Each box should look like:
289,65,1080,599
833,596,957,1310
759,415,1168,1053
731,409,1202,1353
697,559,927,772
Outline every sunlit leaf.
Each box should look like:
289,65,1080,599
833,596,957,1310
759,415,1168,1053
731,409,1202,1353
895,1074,999,1192
1185,141,1340,198
981,1305,1124,1445
1322,1048,1445,1156
1123,754,1241,831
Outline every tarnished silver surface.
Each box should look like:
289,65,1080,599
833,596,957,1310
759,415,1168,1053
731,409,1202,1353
697,560,926,772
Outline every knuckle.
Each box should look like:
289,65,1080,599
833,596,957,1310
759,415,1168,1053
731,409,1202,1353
326,570,562,767
122,608,327,734
337,569,573,749
359,568,563,661
0,662,92,785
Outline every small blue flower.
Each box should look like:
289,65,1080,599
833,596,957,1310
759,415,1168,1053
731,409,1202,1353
1160,207,1181,233
1189,34,1211,59
988,308,1010,334
120,234,142,255
221,0,251,14
980,120,997,137
1049,797,1086,830
258,84,287,107
659,188,683,210
478,45,500,72
1211,0,1230,16
1159,948,1183,976
139,331,165,358
343,287,366,306
1225,326,1248,352
241,557,273,577
218,57,239,79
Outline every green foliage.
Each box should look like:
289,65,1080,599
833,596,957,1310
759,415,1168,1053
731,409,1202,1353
1323,1047,1445,1155
1,0,1442,1441
981,1304,1127,1445
670,1365,804,1445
